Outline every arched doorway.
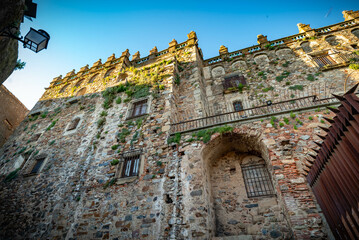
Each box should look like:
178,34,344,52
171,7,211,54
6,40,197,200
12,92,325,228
201,131,288,238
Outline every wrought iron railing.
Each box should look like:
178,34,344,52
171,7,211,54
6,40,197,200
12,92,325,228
170,95,339,134
311,52,357,70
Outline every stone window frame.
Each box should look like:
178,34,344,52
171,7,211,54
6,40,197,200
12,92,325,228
308,49,338,68
115,149,145,184
64,115,83,136
23,153,49,177
125,96,152,120
241,163,275,198
232,100,243,112
222,72,246,90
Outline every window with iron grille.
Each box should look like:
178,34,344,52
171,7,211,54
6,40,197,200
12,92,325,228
121,152,141,178
67,117,81,131
223,74,246,90
241,164,275,198
233,101,243,112
130,99,148,118
30,158,45,174
311,53,337,68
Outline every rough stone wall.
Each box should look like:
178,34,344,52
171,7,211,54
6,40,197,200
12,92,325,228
1,15,359,240
177,109,335,239
0,0,24,85
0,85,28,147
203,25,359,114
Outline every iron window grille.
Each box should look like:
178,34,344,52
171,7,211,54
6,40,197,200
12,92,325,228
223,74,246,90
67,117,81,131
233,101,243,112
121,150,142,178
241,164,275,198
30,158,45,174
129,99,148,119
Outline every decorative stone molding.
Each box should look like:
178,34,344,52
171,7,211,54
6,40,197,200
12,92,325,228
132,51,140,61
343,10,359,21
168,39,177,52
219,45,228,55
257,34,268,44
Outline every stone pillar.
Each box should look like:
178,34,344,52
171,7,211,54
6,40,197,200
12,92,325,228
342,10,359,21
149,46,158,60
132,51,140,61
187,31,197,46
257,34,271,49
119,49,130,67
50,75,63,87
168,39,177,53
219,45,228,55
104,53,116,66
78,64,89,76
257,34,268,44
91,59,102,68
297,23,316,38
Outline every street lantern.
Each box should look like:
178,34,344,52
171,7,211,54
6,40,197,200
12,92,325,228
23,28,50,52
0,26,50,53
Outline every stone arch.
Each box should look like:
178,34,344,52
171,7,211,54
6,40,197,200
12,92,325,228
211,66,225,78
59,84,70,93
276,48,295,59
231,60,247,71
300,41,312,53
104,67,115,78
200,130,286,238
253,54,269,66
74,79,83,88
325,35,347,46
352,28,359,39
76,87,87,96
88,74,98,83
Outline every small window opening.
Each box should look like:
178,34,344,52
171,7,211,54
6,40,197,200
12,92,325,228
121,153,141,178
30,133,41,142
233,101,243,112
3,119,13,130
130,99,148,118
67,117,81,131
30,158,45,174
241,164,275,198
223,74,246,90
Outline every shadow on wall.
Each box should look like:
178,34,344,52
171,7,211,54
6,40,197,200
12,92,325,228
200,131,290,238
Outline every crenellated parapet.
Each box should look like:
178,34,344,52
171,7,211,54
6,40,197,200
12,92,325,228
204,12,359,66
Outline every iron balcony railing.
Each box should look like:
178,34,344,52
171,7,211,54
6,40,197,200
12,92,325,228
312,52,358,70
170,95,340,134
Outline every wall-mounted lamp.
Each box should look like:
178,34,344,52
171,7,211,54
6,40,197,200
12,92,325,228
0,26,50,53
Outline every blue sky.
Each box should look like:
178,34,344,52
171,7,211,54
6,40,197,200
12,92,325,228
4,0,359,109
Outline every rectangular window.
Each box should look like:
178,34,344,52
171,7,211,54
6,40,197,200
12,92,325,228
121,153,141,178
241,164,275,198
312,54,336,68
233,101,243,112
131,99,147,118
30,158,45,174
223,74,246,90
